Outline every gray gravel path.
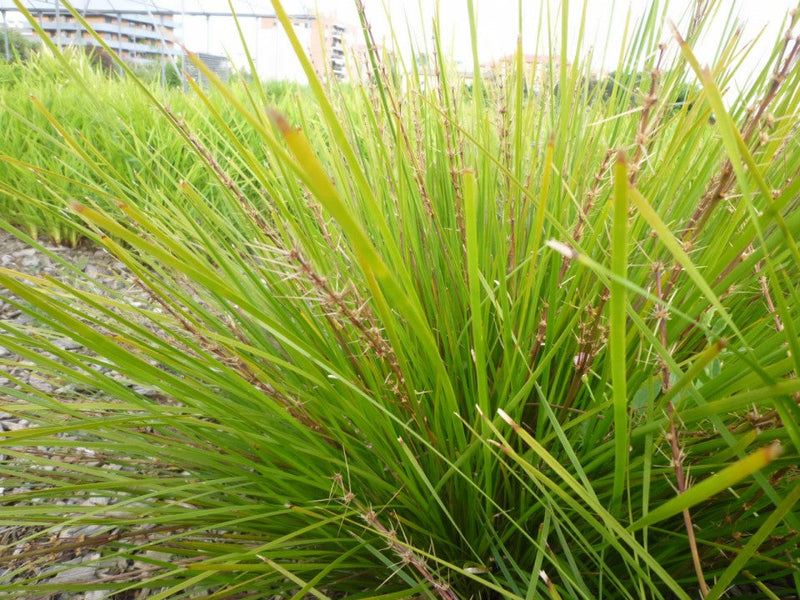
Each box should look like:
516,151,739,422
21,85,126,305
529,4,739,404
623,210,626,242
0,230,161,599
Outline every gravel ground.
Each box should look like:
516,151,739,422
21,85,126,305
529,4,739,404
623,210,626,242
0,228,145,403
0,231,297,599
0,230,162,599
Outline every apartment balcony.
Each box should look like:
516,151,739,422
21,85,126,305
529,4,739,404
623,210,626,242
48,35,179,57
40,20,173,43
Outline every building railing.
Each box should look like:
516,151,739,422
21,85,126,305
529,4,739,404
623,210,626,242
49,34,179,56
38,20,173,43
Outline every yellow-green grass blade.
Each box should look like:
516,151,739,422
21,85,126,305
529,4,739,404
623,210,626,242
657,338,726,409
267,0,400,261
628,378,800,459
629,443,783,532
267,108,460,421
671,23,800,270
2,1,798,596
670,26,800,465
672,27,800,458
628,186,772,383
609,150,629,516
266,110,387,280
252,556,331,600
396,437,477,556
544,238,710,333
536,387,599,504
463,170,490,415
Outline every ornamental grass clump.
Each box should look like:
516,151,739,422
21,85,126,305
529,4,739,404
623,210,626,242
1,0,799,598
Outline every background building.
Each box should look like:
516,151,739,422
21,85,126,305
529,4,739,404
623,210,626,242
255,13,352,82
1,0,179,64
2,1,354,81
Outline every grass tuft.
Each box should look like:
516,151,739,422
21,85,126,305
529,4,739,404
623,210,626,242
1,0,799,597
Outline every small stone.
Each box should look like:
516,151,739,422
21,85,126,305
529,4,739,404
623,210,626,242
11,248,36,258
11,313,35,326
131,385,159,397
134,550,173,567
27,375,54,393
20,256,40,268
81,496,111,506
59,524,105,539
47,565,97,584
53,339,83,351
1,420,29,432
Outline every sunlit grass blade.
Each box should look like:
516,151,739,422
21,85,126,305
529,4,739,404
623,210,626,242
609,149,629,516
629,443,784,532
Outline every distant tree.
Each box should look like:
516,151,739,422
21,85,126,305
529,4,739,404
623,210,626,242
552,74,602,103
552,69,710,121
602,70,645,106
128,57,185,87
0,28,40,62
83,45,117,75
161,58,183,88
672,81,700,111
599,71,705,115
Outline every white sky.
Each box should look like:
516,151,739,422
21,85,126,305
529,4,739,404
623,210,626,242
172,0,797,88
6,0,795,86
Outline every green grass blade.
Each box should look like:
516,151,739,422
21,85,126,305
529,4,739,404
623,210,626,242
629,443,783,531
610,149,629,516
